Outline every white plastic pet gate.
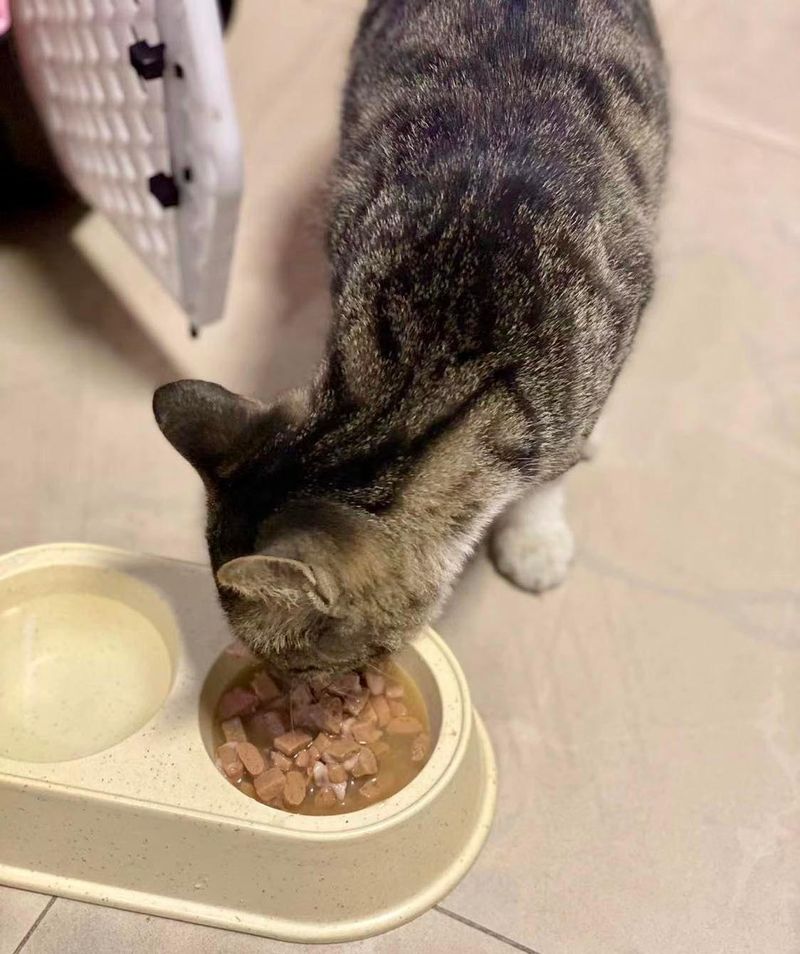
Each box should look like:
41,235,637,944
12,0,243,330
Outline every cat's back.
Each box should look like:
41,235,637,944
323,0,669,477
332,0,668,256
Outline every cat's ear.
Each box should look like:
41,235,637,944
153,380,264,479
216,555,338,615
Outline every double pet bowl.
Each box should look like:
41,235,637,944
0,543,496,942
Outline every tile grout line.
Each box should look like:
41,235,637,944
434,905,544,954
12,896,56,954
682,105,800,159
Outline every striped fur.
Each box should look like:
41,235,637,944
154,0,669,675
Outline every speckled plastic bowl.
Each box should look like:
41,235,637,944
0,543,497,942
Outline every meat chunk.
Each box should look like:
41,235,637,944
386,715,424,735
326,672,362,698
313,733,331,755
308,695,344,735
365,670,385,696
352,721,383,744
315,786,337,809
325,737,361,761
321,692,345,719
312,761,329,787
284,770,308,807
267,693,289,712
251,670,281,703
216,742,243,779
221,716,248,744
295,745,319,772
218,687,259,720
369,740,391,759
308,673,333,697
351,746,378,779
372,695,392,727
248,710,285,745
343,690,369,716
236,741,266,776
253,766,286,803
271,750,293,772
290,683,313,709
273,730,313,757
342,753,360,772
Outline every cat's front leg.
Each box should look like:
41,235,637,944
489,478,574,593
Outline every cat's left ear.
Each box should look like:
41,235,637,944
153,379,264,479
216,555,339,615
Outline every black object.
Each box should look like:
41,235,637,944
128,40,166,81
218,0,235,30
0,38,76,209
148,172,179,208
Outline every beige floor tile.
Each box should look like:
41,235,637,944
659,0,800,147
439,554,800,953
18,899,512,954
662,114,800,329
0,887,51,954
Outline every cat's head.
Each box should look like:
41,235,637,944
153,380,449,676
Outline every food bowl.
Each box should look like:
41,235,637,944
0,543,496,942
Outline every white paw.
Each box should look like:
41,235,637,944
490,518,575,593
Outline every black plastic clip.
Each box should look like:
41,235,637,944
148,172,179,208
129,40,166,81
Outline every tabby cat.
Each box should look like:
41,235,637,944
154,0,669,675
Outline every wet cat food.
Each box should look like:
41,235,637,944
213,661,431,815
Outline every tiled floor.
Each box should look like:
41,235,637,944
1,0,798,952
3,900,518,954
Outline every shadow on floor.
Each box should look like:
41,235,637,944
0,196,183,385
234,145,335,399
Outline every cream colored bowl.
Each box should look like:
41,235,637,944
0,543,496,942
